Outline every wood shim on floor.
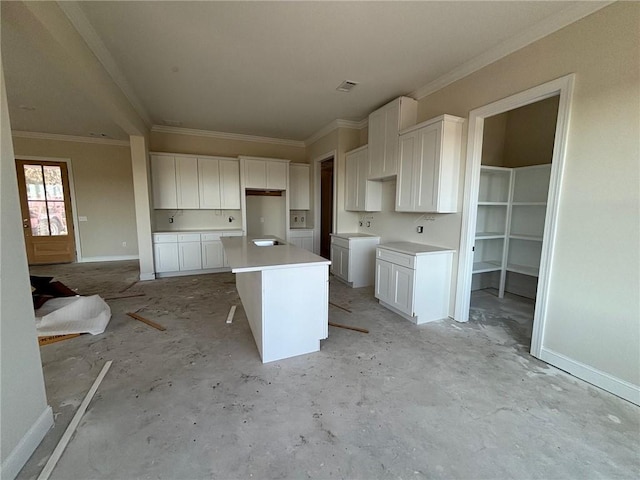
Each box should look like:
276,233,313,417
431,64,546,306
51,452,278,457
126,312,167,331
329,301,352,313
38,334,81,346
328,321,369,334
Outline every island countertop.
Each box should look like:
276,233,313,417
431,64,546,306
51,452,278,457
221,236,330,273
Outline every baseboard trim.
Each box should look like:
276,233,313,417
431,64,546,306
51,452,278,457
139,272,156,281
540,347,640,406
78,255,139,263
1,406,53,480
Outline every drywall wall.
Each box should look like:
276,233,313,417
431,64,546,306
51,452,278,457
154,209,242,232
503,96,558,167
11,136,139,260
481,96,559,168
150,130,306,162
245,195,286,239
410,2,639,388
1,63,52,480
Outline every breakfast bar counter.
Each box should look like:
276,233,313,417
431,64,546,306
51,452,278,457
221,236,330,363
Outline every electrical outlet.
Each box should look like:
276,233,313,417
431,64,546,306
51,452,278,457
417,226,424,233
359,221,363,227
169,217,174,224
122,241,127,247
366,221,371,228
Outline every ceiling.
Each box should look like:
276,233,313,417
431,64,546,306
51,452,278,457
2,1,602,143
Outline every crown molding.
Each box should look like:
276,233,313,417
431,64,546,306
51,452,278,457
411,1,613,100
58,1,153,127
12,131,130,146
151,125,306,148
304,118,368,146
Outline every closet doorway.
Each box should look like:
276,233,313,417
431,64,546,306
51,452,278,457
313,152,336,260
471,96,559,347
455,75,574,358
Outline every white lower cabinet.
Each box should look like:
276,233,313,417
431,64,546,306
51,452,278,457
289,229,314,252
375,243,454,324
330,234,380,288
153,231,242,277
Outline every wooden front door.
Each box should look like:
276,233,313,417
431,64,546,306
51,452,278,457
16,160,76,264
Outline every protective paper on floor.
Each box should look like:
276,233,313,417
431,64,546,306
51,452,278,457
35,295,111,336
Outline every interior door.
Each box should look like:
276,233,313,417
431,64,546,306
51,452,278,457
16,160,76,264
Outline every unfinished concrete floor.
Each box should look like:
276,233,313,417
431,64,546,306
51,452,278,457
20,261,639,479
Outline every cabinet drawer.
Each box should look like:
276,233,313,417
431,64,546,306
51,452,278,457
376,248,415,269
222,231,243,237
153,234,178,244
178,234,201,242
331,236,350,249
201,233,223,241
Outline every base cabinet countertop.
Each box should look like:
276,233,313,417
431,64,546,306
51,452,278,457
221,236,330,363
375,242,455,324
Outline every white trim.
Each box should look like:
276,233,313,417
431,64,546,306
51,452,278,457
79,254,139,263
0,406,53,480
12,131,130,147
139,272,156,281
540,348,640,406
151,125,305,148
454,73,575,362
312,151,337,256
411,2,611,100
304,119,366,147
57,2,152,128
14,155,84,263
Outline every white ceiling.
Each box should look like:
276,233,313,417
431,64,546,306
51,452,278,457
2,1,601,142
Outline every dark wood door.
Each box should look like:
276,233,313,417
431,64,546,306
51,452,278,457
320,158,334,259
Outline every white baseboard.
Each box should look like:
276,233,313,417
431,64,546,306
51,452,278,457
78,255,139,263
139,272,156,281
1,406,53,480
540,347,640,406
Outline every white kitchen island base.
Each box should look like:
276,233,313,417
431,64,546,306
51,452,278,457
221,236,330,363
236,265,328,363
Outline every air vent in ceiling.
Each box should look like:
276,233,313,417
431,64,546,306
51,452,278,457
163,119,183,127
336,80,358,93
88,132,111,138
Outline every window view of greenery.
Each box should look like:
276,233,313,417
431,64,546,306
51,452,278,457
24,164,68,236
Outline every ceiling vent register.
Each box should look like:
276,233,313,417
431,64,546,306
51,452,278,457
336,80,358,93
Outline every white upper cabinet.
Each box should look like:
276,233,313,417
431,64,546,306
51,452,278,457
243,157,289,190
151,154,178,209
345,146,381,212
396,114,464,213
289,163,310,210
198,157,241,209
152,153,240,210
368,96,418,180
175,156,200,208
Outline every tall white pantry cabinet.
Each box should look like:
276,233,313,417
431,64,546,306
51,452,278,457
473,164,551,298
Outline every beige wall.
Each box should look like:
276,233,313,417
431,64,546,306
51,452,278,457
481,113,508,166
12,137,139,260
150,131,306,162
370,3,639,387
1,63,51,479
245,195,286,239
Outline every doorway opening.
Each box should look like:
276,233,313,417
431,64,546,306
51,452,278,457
319,157,334,259
455,74,574,359
471,95,559,348
16,159,77,264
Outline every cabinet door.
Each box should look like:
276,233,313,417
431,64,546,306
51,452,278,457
375,259,393,303
179,242,202,271
413,124,441,212
244,159,267,188
300,236,314,252
219,159,241,209
175,156,200,208
198,158,221,209
267,161,288,190
154,242,179,272
151,155,177,209
202,241,224,269
382,103,400,177
390,264,415,315
345,150,359,211
330,244,349,281
289,164,310,210
368,108,386,179
396,131,418,211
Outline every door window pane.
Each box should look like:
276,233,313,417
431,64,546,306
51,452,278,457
23,164,69,236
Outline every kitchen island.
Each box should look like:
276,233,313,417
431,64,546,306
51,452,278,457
221,236,330,363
